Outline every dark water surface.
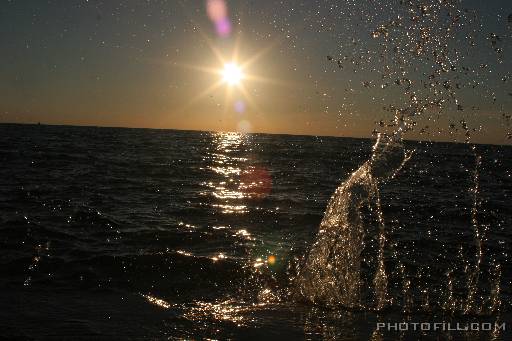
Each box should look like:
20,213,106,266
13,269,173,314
1,124,511,340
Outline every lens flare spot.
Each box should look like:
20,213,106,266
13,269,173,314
215,17,232,37
206,0,232,37
206,0,227,22
240,166,272,198
267,255,276,265
234,100,246,113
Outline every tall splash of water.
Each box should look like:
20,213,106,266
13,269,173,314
295,126,413,309
464,149,482,315
463,148,502,317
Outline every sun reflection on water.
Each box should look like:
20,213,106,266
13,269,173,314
212,203,248,214
201,132,251,212
233,229,253,240
195,132,279,287
141,294,172,309
201,132,272,208
183,299,269,327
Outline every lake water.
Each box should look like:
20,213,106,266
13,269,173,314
0,124,511,340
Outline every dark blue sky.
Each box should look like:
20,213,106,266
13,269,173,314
1,0,511,144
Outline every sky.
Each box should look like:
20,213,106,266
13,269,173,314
0,0,511,144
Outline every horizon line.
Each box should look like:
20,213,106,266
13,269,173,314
0,121,510,147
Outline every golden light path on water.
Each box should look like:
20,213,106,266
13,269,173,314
201,132,280,281
141,295,277,327
138,133,283,325
141,293,260,326
141,294,172,310
200,132,246,203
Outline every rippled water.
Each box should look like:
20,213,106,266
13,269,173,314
1,124,511,339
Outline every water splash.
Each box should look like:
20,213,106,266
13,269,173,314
295,133,412,309
464,149,482,314
295,0,508,317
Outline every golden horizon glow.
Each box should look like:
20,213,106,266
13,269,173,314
222,62,243,86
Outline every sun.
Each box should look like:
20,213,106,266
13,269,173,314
178,36,285,114
222,62,243,86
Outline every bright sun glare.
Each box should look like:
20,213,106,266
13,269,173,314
222,63,243,86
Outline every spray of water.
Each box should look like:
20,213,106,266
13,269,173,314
464,150,483,314
295,131,412,309
295,0,508,316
